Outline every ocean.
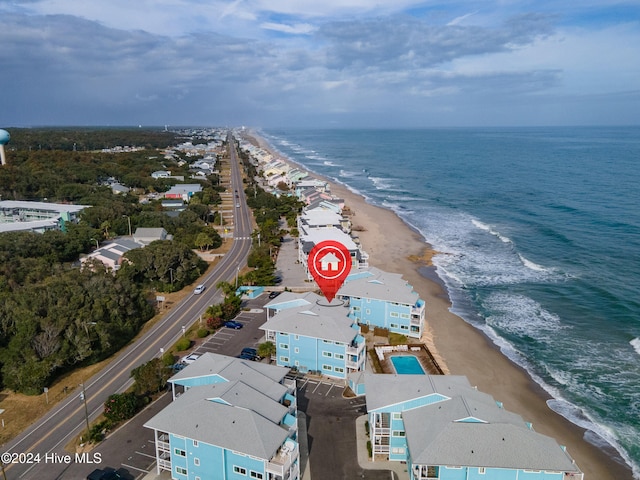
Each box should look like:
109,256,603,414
260,126,640,477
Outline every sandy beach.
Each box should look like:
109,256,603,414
247,132,634,480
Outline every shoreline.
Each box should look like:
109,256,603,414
246,131,634,480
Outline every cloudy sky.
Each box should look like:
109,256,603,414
1,1,639,127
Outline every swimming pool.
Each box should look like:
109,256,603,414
390,355,425,375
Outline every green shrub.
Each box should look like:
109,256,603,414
367,440,372,458
196,328,209,338
103,392,140,423
175,337,191,351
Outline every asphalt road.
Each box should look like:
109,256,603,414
2,133,255,480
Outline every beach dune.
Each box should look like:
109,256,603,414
248,132,634,480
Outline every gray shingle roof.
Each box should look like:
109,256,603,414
338,267,421,305
144,391,288,460
260,301,359,344
169,353,290,401
364,374,473,412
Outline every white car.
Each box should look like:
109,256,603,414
181,353,200,365
193,284,205,295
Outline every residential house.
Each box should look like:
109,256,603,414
360,373,583,479
146,353,299,480
164,184,203,203
132,227,172,245
260,296,366,379
152,170,172,179
81,238,143,271
338,267,425,338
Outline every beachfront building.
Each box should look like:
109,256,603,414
264,291,324,320
145,353,300,480
0,200,88,233
298,207,351,234
338,267,426,338
362,373,583,480
298,226,369,280
132,227,172,245
260,297,366,379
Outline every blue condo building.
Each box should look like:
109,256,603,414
145,353,299,480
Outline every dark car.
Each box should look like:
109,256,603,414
224,320,243,329
268,291,281,299
237,352,257,361
87,469,120,480
241,347,258,356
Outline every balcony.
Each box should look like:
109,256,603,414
267,440,299,478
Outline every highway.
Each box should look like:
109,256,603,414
2,132,254,480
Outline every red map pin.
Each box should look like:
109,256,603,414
307,240,352,302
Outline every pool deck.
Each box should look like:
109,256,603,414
375,344,445,375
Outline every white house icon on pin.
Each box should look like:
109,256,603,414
319,252,340,271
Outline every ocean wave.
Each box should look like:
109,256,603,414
369,176,396,191
631,338,640,356
471,218,512,243
517,253,550,272
484,293,566,337
323,160,339,166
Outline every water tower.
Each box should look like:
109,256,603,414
0,129,9,166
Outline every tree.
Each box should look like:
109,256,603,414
103,392,140,423
258,341,276,360
131,358,170,395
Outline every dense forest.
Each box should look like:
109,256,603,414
0,128,220,394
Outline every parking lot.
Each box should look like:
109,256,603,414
67,290,402,480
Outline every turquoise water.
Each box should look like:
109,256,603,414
390,355,425,375
261,126,640,478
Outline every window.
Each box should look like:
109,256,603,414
479,467,486,474
322,351,332,358
400,325,408,330
174,448,186,457
294,335,299,340
234,466,247,475
280,332,289,336
390,323,399,329
391,447,405,454
194,458,200,466
392,413,402,420
279,356,289,363
400,313,410,319
250,472,264,479
392,431,406,437
323,339,331,344
366,309,371,315
322,364,333,371
193,440,199,447
334,353,344,359
279,343,289,349
176,466,187,475
390,312,399,318
294,360,299,366
294,347,299,354
334,367,344,373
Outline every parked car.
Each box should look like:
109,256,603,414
268,291,281,299
223,320,243,329
237,352,257,361
180,353,200,364
193,284,206,295
171,363,187,372
87,469,120,480
241,347,258,356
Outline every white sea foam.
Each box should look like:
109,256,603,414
369,176,395,190
631,338,640,356
323,160,339,166
517,253,549,272
471,218,512,243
